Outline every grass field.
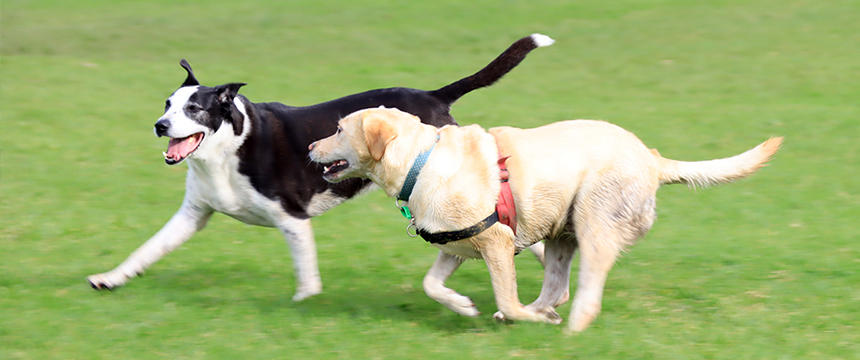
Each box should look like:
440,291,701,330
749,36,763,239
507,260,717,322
2,0,858,358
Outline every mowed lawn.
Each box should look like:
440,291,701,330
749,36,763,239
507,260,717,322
1,0,857,358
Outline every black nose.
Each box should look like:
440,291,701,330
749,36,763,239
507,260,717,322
154,119,170,137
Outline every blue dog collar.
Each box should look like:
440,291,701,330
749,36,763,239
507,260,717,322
397,135,439,202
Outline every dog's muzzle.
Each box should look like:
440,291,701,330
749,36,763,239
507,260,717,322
154,119,170,137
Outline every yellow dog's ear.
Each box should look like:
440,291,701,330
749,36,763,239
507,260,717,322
362,113,397,161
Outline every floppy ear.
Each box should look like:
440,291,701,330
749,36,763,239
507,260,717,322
362,114,397,161
179,59,199,87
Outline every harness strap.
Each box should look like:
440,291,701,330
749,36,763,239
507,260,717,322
495,153,518,235
418,212,499,244
403,133,518,245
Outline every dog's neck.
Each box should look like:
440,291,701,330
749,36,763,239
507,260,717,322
370,125,441,198
374,125,502,232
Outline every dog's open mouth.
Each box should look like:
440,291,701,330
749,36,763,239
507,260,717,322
163,132,204,165
321,159,349,180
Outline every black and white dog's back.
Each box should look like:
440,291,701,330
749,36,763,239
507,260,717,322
88,34,554,301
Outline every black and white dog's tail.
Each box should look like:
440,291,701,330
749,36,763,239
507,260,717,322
430,33,554,104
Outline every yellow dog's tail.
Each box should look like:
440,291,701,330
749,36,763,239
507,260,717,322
654,137,783,187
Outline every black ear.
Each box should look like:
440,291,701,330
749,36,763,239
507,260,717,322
179,59,199,87
215,82,247,104
215,83,248,136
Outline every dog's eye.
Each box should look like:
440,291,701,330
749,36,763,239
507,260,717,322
186,104,202,113
336,126,342,134
164,100,171,111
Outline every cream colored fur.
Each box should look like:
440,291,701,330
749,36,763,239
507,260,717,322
309,107,782,332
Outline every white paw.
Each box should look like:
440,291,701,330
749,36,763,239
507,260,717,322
526,304,564,324
541,308,563,324
493,307,562,324
292,285,322,302
443,294,480,317
566,320,590,334
493,311,509,322
87,271,128,290
568,302,601,331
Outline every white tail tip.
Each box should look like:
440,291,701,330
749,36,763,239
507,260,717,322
530,33,555,47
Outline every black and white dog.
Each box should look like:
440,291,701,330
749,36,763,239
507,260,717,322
88,34,554,301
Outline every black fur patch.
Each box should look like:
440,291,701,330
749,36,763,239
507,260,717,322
234,89,457,218
180,86,246,135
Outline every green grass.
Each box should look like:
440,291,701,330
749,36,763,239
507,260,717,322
2,0,858,358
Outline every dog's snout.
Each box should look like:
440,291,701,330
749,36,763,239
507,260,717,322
154,119,170,137
308,142,316,151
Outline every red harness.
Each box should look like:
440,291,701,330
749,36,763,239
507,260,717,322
495,145,518,235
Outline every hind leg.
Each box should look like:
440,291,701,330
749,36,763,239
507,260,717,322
566,180,657,333
525,241,571,305
277,217,322,301
526,241,546,265
566,233,620,333
528,236,577,311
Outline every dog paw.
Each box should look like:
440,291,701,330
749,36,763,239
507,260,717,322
87,272,127,291
568,301,601,332
566,320,590,334
443,295,480,317
292,286,322,302
492,311,512,323
493,307,562,324
453,305,480,317
538,307,563,325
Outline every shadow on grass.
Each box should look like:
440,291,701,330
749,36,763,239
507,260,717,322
106,263,517,334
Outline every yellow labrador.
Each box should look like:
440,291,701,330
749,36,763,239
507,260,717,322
308,107,781,332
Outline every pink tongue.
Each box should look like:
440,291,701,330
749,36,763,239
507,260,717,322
166,134,202,160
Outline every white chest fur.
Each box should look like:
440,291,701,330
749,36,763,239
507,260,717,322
180,98,285,227
185,153,282,226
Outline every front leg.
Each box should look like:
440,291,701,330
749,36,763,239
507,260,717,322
277,216,322,301
88,202,213,290
423,251,479,316
480,232,561,324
